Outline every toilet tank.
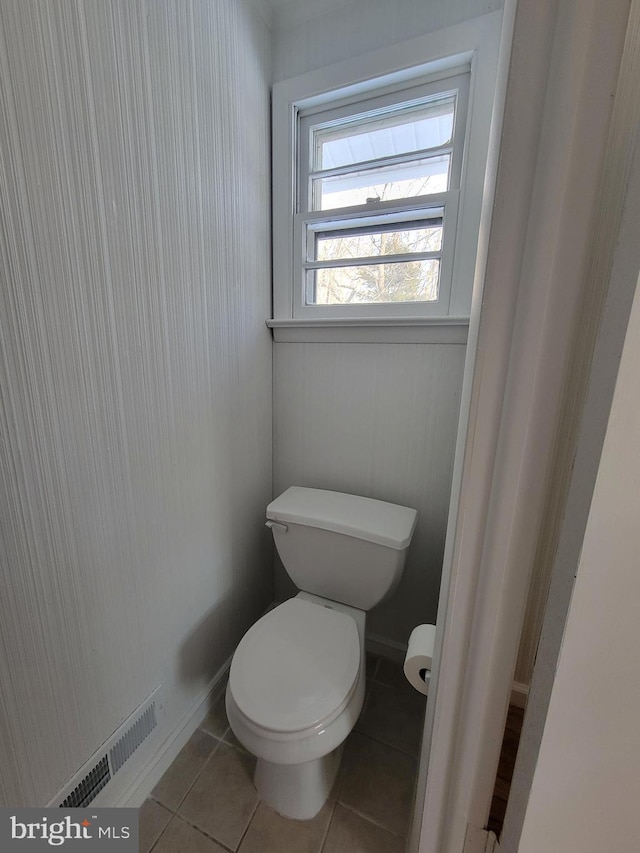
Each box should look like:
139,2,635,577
266,487,417,611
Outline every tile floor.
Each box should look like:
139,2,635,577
139,654,426,853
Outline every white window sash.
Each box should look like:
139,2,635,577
298,74,469,218
292,193,459,319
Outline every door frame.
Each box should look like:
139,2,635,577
409,1,633,851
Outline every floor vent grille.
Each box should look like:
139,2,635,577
52,686,164,808
109,702,157,774
59,755,111,808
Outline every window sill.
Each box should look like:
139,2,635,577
266,316,469,344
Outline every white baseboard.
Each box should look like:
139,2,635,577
117,657,231,808
367,631,530,710
365,632,408,664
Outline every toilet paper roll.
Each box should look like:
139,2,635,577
404,624,436,695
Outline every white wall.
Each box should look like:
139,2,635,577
271,0,503,82
273,342,466,644
517,268,640,852
270,1,502,648
0,0,272,807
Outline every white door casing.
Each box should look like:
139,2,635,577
412,1,632,851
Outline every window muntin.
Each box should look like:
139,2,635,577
313,96,455,170
312,154,451,211
315,220,443,261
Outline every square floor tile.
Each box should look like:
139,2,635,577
152,730,218,811
375,658,411,691
139,799,172,853
337,733,417,837
178,742,258,850
356,681,426,756
238,800,332,853
323,805,405,853
152,815,226,853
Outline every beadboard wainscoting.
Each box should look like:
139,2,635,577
273,341,466,646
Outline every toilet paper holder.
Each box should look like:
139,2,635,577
404,623,436,696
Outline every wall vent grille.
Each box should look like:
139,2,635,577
52,686,164,808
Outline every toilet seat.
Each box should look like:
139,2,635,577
229,597,360,734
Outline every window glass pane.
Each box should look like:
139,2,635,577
313,155,449,210
314,97,455,170
310,260,440,305
316,221,443,261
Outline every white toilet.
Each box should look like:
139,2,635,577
225,486,417,820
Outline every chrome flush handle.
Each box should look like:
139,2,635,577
265,520,288,534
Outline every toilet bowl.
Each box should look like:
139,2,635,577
225,487,417,820
226,593,365,819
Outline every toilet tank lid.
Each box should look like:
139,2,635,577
266,487,417,550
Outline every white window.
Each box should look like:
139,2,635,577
294,73,468,319
271,15,502,333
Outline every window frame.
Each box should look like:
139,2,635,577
270,14,502,336
293,72,469,319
